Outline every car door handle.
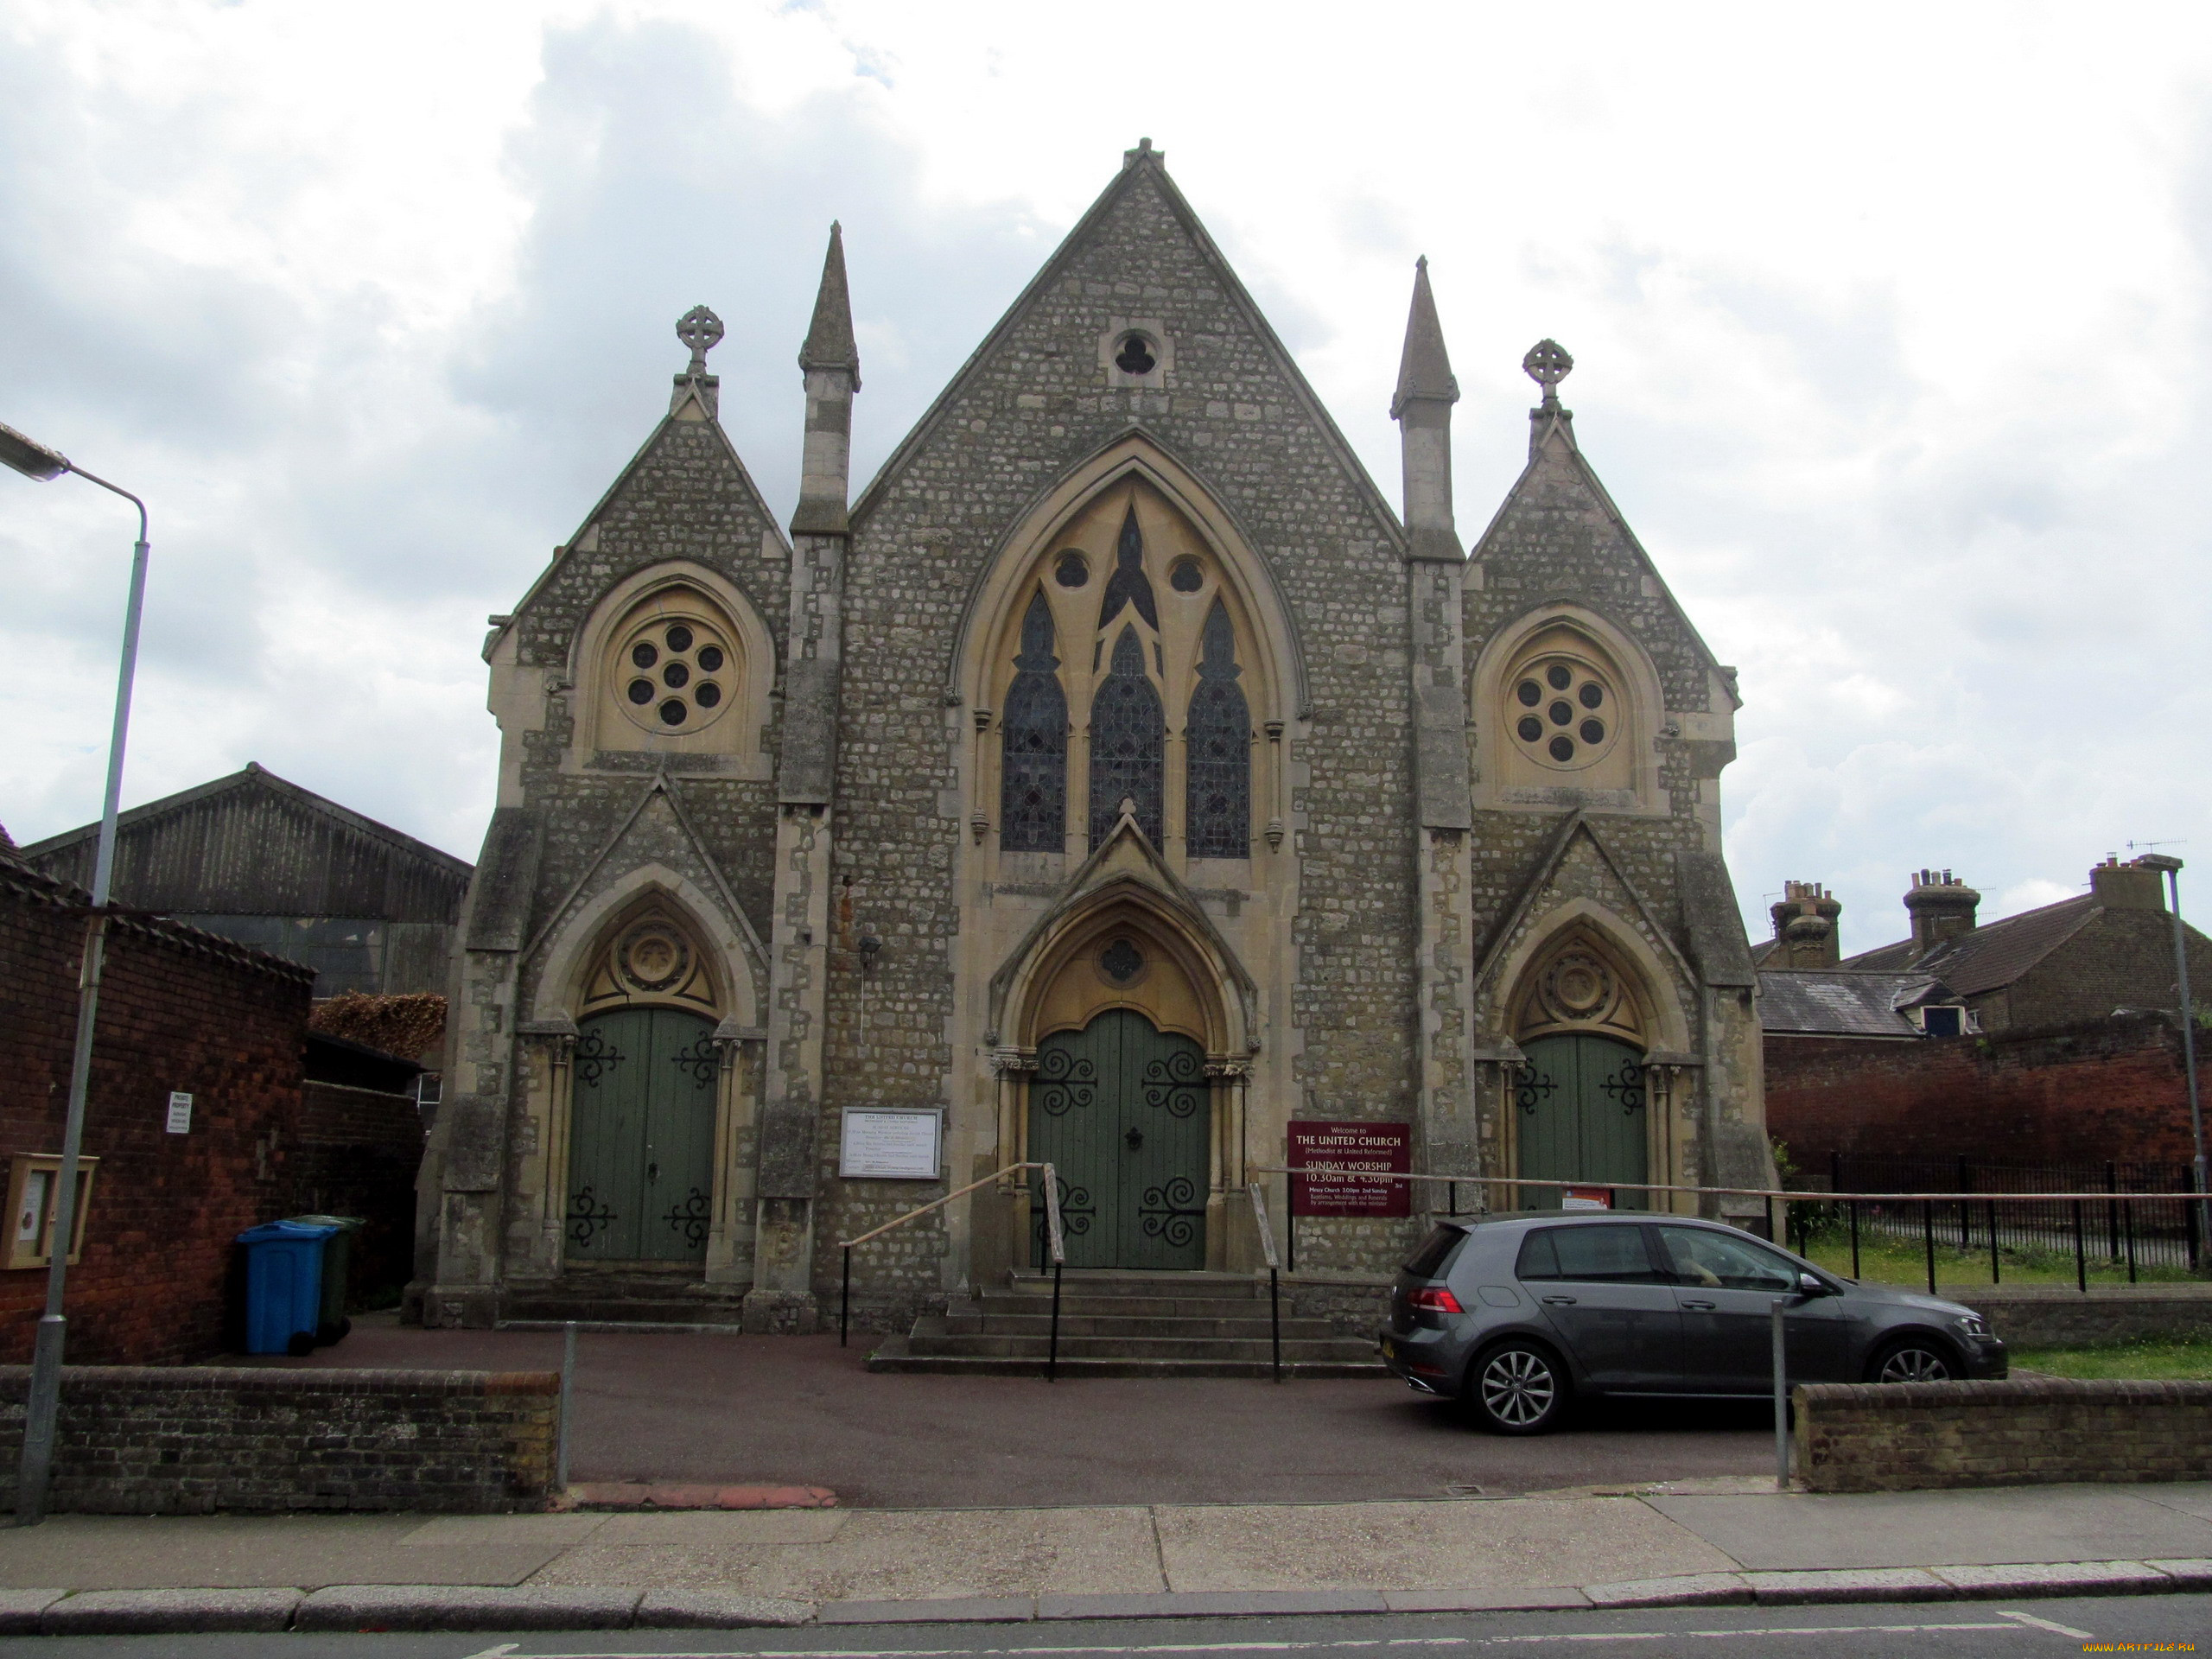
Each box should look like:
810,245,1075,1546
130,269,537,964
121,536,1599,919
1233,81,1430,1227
1680,1299,1715,1310
1540,1295,1578,1306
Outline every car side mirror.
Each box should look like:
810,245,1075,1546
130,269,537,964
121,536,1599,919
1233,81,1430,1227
1796,1272,1828,1297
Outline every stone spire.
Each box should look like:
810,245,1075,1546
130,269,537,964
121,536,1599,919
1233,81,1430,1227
1391,257,1459,417
797,221,861,389
1390,257,1461,564
792,222,860,538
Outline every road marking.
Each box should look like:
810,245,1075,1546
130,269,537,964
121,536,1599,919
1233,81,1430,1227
467,1620,2062,1659
1996,1610,2098,1639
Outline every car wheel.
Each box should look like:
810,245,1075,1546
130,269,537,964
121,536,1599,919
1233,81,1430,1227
1465,1340,1568,1435
1866,1338,1954,1383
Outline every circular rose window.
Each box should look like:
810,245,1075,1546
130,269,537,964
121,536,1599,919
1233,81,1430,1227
1509,658,1618,772
616,615,732,735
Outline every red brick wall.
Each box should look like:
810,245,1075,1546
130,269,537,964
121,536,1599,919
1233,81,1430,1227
0,861,314,1363
1765,1013,2198,1174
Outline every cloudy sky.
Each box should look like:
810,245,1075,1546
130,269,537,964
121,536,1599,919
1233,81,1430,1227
3,3,2209,954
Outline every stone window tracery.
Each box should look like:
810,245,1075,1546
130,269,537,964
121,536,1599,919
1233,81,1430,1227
986,480,1273,863
616,613,733,734
1000,590,1069,853
1185,599,1249,858
1509,652,1617,772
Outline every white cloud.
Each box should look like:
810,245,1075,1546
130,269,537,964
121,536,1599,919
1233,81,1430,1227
2,1,2209,955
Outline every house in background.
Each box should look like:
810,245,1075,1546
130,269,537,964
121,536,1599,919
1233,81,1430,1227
1758,856,2212,1178
18,764,471,998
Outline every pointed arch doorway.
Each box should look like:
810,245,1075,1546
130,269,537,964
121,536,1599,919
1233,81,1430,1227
1510,931,1654,1211
1515,1033,1649,1210
566,1007,719,1261
1029,1007,1209,1268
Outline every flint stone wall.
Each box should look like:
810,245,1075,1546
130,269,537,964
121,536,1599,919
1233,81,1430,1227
0,1366,557,1514
1794,1377,2212,1492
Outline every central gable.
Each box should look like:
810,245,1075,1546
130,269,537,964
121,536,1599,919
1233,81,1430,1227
849,146,1403,577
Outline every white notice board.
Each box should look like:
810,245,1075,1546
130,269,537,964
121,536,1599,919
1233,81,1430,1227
839,1108,944,1180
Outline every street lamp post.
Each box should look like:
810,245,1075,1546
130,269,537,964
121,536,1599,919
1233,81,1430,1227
0,421,151,1525
2136,854,2207,1257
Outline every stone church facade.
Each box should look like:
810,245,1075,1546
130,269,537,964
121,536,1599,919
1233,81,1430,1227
418,143,1770,1331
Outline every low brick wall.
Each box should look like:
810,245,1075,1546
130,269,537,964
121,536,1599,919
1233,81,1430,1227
1796,1378,2212,1492
1962,1286,2212,1347
0,1366,557,1514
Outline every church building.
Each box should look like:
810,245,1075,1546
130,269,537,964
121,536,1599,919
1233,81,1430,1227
418,143,1770,1332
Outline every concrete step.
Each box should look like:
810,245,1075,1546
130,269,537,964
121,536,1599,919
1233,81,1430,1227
939,1312,1341,1340
1001,1272,1267,1300
867,1332,1386,1380
502,1291,746,1326
902,1318,1376,1363
974,1294,1279,1319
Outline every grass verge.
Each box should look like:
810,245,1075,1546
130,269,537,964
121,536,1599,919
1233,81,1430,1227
2008,1332,2212,1380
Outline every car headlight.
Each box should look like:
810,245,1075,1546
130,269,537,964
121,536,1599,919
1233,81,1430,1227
1954,1314,1989,1338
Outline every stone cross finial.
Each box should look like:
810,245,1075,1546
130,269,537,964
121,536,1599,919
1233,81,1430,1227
1522,339,1573,409
677,305,725,374
1522,339,1573,404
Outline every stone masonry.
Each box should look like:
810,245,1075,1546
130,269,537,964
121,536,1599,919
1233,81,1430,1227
422,143,1770,1332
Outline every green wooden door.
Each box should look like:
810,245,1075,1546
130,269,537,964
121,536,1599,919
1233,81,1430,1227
566,1007,718,1262
1030,1008,1210,1268
1515,1033,1649,1211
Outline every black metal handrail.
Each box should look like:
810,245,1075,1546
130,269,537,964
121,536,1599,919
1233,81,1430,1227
836,1160,1045,1348
1245,1181,1283,1382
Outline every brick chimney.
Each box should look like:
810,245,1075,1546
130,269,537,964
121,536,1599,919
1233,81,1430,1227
1904,868,1979,959
2090,854,2166,912
1769,880,1841,969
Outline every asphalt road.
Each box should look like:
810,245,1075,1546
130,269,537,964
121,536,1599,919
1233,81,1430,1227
2,1597,2202,1658
254,1323,1772,1507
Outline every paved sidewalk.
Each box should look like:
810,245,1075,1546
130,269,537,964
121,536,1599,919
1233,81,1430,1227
1,1483,2209,1631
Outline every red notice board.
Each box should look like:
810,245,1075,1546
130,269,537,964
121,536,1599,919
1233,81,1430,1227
1288,1121,1412,1217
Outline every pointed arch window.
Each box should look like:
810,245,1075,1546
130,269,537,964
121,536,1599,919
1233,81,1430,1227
1089,626,1164,849
1185,599,1250,857
1000,590,1068,852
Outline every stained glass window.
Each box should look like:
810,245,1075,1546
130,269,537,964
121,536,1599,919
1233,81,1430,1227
1000,590,1067,851
1089,626,1164,849
1185,599,1250,857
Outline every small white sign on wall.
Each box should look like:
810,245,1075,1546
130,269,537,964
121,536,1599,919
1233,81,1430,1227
165,1092,194,1135
838,1108,943,1180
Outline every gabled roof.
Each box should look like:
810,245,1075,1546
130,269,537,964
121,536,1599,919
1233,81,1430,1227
1843,894,2099,996
849,148,1404,550
18,763,470,919
1466,405,1731,694
1758,970,1926,1039
486,372,790,656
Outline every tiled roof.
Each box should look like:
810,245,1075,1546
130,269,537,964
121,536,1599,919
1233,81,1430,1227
1758,970,1927,1038
1841,894,2098,995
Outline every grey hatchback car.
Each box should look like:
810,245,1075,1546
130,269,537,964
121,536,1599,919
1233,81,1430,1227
1380,1211,2006,1433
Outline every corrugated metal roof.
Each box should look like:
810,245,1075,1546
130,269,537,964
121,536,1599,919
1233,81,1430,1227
17,764,471,922
1841,894,2098,995
1759,970,1925,1038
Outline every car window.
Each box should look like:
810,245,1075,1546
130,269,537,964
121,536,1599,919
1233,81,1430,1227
1402,1225,1467,1279
1516,1224,1662,1284
1656,1225,1797,1293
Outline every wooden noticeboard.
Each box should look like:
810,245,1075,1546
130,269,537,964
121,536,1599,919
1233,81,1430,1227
1287,1120,1411,1217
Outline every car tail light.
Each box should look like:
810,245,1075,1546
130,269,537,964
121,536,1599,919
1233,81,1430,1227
1407,1286,1463,1313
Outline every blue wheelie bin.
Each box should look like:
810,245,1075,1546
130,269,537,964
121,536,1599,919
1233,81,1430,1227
236,1219,338,1356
